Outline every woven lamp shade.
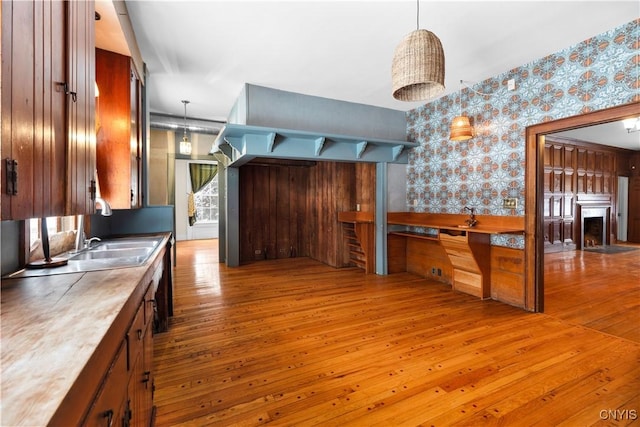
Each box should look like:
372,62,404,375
392,29,445,101
449,115,473,141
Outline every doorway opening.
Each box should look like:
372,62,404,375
525,102,640,312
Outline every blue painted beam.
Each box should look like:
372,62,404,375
212,124,417,166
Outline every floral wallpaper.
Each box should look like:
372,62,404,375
405,19,639,247
407,19,640,248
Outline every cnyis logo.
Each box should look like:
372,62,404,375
599,409,638,420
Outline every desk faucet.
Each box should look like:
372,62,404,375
464,206,477,227
75,197,112,251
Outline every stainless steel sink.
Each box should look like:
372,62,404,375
68,247,153,262
6,236,163,278
97,239,160,250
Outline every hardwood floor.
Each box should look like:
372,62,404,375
154,240,640,426
544,243,640,343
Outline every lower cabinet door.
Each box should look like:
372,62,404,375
84,341,128,427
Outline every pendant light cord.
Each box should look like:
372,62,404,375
182,100,189,139
459,81,463,116
460,80,493,98
416,0,420,30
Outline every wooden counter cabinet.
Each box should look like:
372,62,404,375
386,212,525,300
439,230,491,299
83,341,128,426
127,284,155,427
83,282,155,427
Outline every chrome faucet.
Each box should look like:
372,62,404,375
464,206,477,227
85,237,102,249
75,197,113,251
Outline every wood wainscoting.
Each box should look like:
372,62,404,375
153,240,639,426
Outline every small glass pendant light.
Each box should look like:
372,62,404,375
180,100,192,155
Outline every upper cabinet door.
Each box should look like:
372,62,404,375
95,48,141,209
1,0,96,221
1,0,67,220
65,0,96,216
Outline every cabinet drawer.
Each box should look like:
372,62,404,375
439,231,468,244
84,341,127,427
447,253,480,272
127,301,145,369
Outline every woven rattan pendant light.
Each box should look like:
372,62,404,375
392,0,445,101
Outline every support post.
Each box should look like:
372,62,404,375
226,167,240,267
375,162,388,275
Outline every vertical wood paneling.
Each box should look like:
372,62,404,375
490,246,525,307
66,0,95,215
238,161,373,268
1,0,67,219
275,166,289,258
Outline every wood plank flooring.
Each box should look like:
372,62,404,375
544,244,640,343
153,240,640,426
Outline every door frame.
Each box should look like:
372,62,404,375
524,102,640,312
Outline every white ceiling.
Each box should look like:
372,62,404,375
97,1,639,148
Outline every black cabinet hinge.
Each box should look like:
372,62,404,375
89,179,96,201
5,159,18,195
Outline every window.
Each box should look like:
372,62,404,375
28,216,77,248
193,175,219,222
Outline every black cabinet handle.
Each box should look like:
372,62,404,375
102,409,113,427
64,83,77,102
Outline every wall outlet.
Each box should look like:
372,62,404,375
507,79,516,91
503,198,518,209
413,199,418,207
254,249,262,255
431,267,436,274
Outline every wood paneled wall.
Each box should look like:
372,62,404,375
543,136,631,252
490,246,525,307
238,161,375,267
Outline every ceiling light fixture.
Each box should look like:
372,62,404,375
180,100,192,155
391,0,445,101
622,117,640,133
450,80,473,141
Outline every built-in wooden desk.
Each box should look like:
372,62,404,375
387,212,525,299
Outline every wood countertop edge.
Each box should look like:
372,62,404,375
0,233,171,427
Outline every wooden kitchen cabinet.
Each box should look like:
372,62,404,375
1,0,96,220
128,284,155,427
83,282,155,427
83,341,128,427
96,48,142,209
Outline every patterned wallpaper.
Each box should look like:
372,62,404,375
406,19,639,221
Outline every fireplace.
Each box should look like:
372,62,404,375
580,206,609,249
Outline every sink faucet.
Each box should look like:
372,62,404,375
75,197,112,251
464,206,477,227
85,237,102,249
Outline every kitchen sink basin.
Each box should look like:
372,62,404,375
6,236,164,278
98,239,160,250
68,247,153,262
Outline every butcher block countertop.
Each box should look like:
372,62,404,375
1,233,171,427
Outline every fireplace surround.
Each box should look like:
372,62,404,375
579,205,610,249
